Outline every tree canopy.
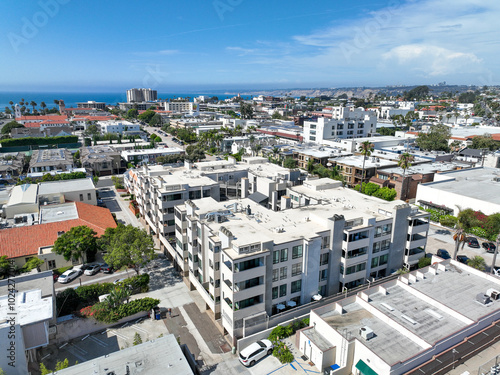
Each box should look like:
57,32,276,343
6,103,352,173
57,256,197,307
470,135,500,151
240,103,254,119
138,109,156,123
403,85,430,100
283,157,297,169
1,121,24,135
99,224,156,274
52,226,98,263
416,124,451,151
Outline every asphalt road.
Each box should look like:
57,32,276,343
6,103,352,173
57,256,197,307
54,267,132,292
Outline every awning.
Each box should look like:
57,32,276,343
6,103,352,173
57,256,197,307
287,300,297,307
248,191,268,204
355,360,378,375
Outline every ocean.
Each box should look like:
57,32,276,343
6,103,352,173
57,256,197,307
0,91,245,111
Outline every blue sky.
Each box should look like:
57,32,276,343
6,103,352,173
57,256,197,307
0,0,498,91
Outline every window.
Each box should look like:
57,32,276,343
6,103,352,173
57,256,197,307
47,260,56,269
235,295,262,310
320,253,329,266
272,286,278,299
273,269,279,282
345,263,366,275
291,263,302,277
273,250,280,264
167,193,182,201
310,136,316,141
375,224,392,237
371,257,379,268
87,193,91,200
280,266,287,280
235,258,263,272
347,231,368,242
291,280,302,293
167,207,175,214
292,245,303,259
79,194,83,201
215,262,220,271
321,236,330,249
379,254,388,265
280,248,288,262
337,124,344,130
319,269,328,281
279,284,287,297
343,247,368,259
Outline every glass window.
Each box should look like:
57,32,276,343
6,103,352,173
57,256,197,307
280,266,287,280
371,257,379,268
291,263,302,277
79,194,83,201
280,248,288,262
320,253,329,266
279,284,287,297
273,250,280,264
272,286,278,299
291,280,302,293
379,254,388,265
272,269,279,282
319,269,328,281
87,193,91,200
292,245,303,259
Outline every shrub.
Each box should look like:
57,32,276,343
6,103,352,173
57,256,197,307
133,332,143,346
418,256,432,268
469,226,488,239
372,187,397,201
268,325,293,343
273,343,294,364
363,182,380,196
89,297,159,323
439,215,457,228
0,135,78,147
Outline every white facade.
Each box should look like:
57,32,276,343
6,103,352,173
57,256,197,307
304,107,377,143
164,102,194,112
126,88,157,103
98,120,140,134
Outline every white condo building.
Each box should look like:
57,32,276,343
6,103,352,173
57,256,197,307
124,159,429,343
304,107,377,143
126,88,157,103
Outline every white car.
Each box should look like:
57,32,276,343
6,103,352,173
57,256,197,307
84,264,101,276
58,270,79,284
239,339,274,367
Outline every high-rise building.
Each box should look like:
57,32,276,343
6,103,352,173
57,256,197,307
126,88,158,103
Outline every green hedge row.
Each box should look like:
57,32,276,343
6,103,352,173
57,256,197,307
89,297,160,323
1,135,78,147
56,274,150,316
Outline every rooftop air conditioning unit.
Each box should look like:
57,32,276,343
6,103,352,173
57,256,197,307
476,293,491,305
359,326,374,341
487,288,500,301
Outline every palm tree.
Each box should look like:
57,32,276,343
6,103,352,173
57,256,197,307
446,113,452,123
359,141,374,188
30,101,37,113
40,101,47,114
467,256,486,271
397,152,414,201
452,208,468,260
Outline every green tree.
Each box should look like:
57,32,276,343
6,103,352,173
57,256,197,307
40,358,70,374
138,109,156,123
404,85,430,100
52,226,98,263
127,108,139,119
283,157,297,169
272,111,283,120
452,208,472,260
22,258,44,272
133,332,143,346
1,121,24,135
416,124,451,151
470,135,500,151
0,256,10,277
100,224,156,274
149,113,163,127
398,152,414,201
467,256,486,271
240,103,254,119
358,141,374,189
372,187,397,201
363,182,380,196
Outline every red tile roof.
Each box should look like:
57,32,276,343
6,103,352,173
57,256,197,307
16,115,68,122
0,202,117,259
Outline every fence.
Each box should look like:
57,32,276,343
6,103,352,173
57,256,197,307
0,142,81,153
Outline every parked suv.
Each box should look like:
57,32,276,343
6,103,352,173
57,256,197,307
467,237,480,248
436,249,451,259
239,339,273,367
482,242,497,253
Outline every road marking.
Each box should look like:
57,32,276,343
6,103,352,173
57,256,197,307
132,325,148,334
70,343,87,355
89,335,108,347
109,330,128,340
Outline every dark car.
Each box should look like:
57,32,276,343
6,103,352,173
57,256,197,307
482,242,497,253
456,255,469,265
437,249,451,259
467,237,480,248
100,263,113,273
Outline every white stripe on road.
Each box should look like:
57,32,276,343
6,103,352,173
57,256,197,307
89,335,108,347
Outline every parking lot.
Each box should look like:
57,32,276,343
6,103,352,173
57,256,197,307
39,317,169,370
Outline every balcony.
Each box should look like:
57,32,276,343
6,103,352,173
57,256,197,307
407,234,427,249
405,247,425,265
408,220,429,235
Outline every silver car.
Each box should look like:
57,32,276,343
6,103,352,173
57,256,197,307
58,270,79,284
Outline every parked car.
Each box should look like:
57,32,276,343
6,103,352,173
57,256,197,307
100,263,113,273
456,255,469,265
97,199,106,207
239,339,274,367
73,265,88,276
437,249,451,259
57,270,79,284
84,264,101,276
467,237,480,248
482,242,497,253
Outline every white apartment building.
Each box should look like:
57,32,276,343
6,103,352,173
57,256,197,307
172,178,429,343
97,120,140,134
121,147,184,164
304,107,377,143
126,88,157,103
164,102,194,112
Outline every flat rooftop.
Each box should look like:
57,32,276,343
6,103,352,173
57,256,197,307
40,202,79,223
422,167,500,205
320,301,423,365
38,178,95,195
0,289,52,326
55,334,194,375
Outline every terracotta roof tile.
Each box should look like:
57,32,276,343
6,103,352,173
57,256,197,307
0,202,117,259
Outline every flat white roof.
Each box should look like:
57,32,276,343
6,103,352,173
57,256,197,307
122,147,184,157
38,178,95,195
40,202,79,223
6,184,38,207
0,289,52,326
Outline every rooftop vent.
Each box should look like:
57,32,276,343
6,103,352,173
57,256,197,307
359,326,374,340
476,293,491,305
57,231,65,237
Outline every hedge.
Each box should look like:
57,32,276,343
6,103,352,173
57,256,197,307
56,274,150,316
1,135,78,147
88,297,159,323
